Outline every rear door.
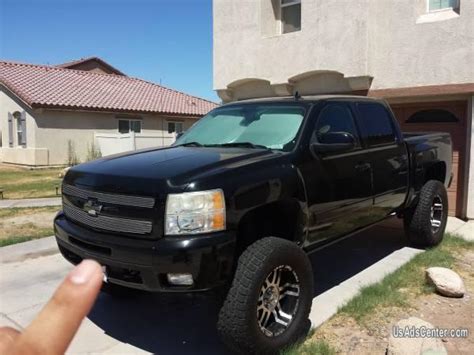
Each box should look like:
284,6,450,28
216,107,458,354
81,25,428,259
354,101,409,217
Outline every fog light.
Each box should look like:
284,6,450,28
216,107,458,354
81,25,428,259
167,273,194,286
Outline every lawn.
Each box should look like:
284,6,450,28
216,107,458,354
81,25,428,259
0,206,59,247
289,234,474,354
338,234,474,323
0,164,63,199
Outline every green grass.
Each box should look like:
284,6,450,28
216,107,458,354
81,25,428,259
282,340,337,355
0,230,53,247
339,233,474,322
0,165,63,199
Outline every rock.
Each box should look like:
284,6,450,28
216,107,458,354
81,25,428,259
426,267,465,298
387,317,447,355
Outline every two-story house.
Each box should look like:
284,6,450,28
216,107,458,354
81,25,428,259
213,0,474,219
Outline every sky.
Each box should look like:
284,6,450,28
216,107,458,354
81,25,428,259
0,0,218,102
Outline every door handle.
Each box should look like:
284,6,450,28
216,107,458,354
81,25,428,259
355,162,371,172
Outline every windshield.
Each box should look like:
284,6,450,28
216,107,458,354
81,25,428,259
174,103,307,151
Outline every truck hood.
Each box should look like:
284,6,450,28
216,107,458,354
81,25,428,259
64,146,277,197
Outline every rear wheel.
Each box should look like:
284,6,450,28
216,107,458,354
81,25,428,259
217,237,313,354
404,180,448,247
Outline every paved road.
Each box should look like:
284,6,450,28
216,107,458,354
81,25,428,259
1,218,422,354
0,197,62,209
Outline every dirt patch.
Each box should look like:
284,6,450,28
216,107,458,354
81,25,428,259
413,250,474,354
2,211,56,229
310,249,474,354
0,207,59,245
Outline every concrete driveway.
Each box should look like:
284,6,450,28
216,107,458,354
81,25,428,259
0,218,421,354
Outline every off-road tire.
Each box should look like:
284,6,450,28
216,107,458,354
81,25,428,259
404,180,448,247
217,237,313,354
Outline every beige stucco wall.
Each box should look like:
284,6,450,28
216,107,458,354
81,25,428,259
0,88,42,164
34,111,197,166
213,0,474,93
213,0,370,91
1,87,198,166
368,0,474,90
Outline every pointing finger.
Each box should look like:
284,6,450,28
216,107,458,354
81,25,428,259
11,260,103,354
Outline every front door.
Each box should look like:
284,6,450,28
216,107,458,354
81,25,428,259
304,102,374,244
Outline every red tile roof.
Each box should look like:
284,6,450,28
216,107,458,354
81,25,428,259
56,57,127,76
0,60,218,116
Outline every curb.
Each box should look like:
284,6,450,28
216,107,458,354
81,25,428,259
0,236,58,264
309,246,423,329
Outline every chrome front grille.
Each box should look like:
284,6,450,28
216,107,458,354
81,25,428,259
62,184,155,209
62,184,156,236
63,202,153,235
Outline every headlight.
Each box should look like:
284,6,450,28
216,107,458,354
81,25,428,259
165,189,226,235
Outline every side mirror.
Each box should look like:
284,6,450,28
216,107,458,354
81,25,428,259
310,132,355,154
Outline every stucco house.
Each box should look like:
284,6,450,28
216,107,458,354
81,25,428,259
213,0,474,219
0,57,217,167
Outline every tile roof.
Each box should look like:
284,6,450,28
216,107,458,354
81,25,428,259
0,60,218,116
56,56,127,76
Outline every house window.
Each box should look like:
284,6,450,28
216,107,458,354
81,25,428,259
281,0,301,34
406,109,459,123
118,119,141,134
13,111,26,147
168,121,184,134
428,0,459,12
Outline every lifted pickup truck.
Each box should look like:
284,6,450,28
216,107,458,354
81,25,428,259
55,95,452,353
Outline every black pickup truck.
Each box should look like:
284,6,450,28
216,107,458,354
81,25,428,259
55,95,452,353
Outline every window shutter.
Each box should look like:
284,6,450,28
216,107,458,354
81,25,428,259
8,112,13,147
20,111,27,146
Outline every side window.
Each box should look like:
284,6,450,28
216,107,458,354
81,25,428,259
118,120,130,134
168,121,184,134
313,104,359,146
118,119,141,134
428,0,459,12
130,120,142,133
281,0,301,34
357,103,397,146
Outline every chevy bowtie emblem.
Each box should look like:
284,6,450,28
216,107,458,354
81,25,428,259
84,199,103,217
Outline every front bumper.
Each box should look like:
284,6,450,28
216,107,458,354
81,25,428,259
54,212,236,292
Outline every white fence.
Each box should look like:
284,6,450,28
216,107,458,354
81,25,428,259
95,132,176,156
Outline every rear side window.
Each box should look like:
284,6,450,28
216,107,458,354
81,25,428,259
357,103,397,146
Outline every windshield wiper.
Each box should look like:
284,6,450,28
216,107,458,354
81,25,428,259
207,142,269,150
176,141,203,147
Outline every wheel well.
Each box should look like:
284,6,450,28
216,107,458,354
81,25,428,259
235,199,304,257
425,162,446,185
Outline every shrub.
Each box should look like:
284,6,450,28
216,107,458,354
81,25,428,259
66,140,80,166
86,141,102,162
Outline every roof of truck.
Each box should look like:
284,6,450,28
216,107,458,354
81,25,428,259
224,95,384,105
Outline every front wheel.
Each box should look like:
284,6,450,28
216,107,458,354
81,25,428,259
404,180,448,247
217,237,313,354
